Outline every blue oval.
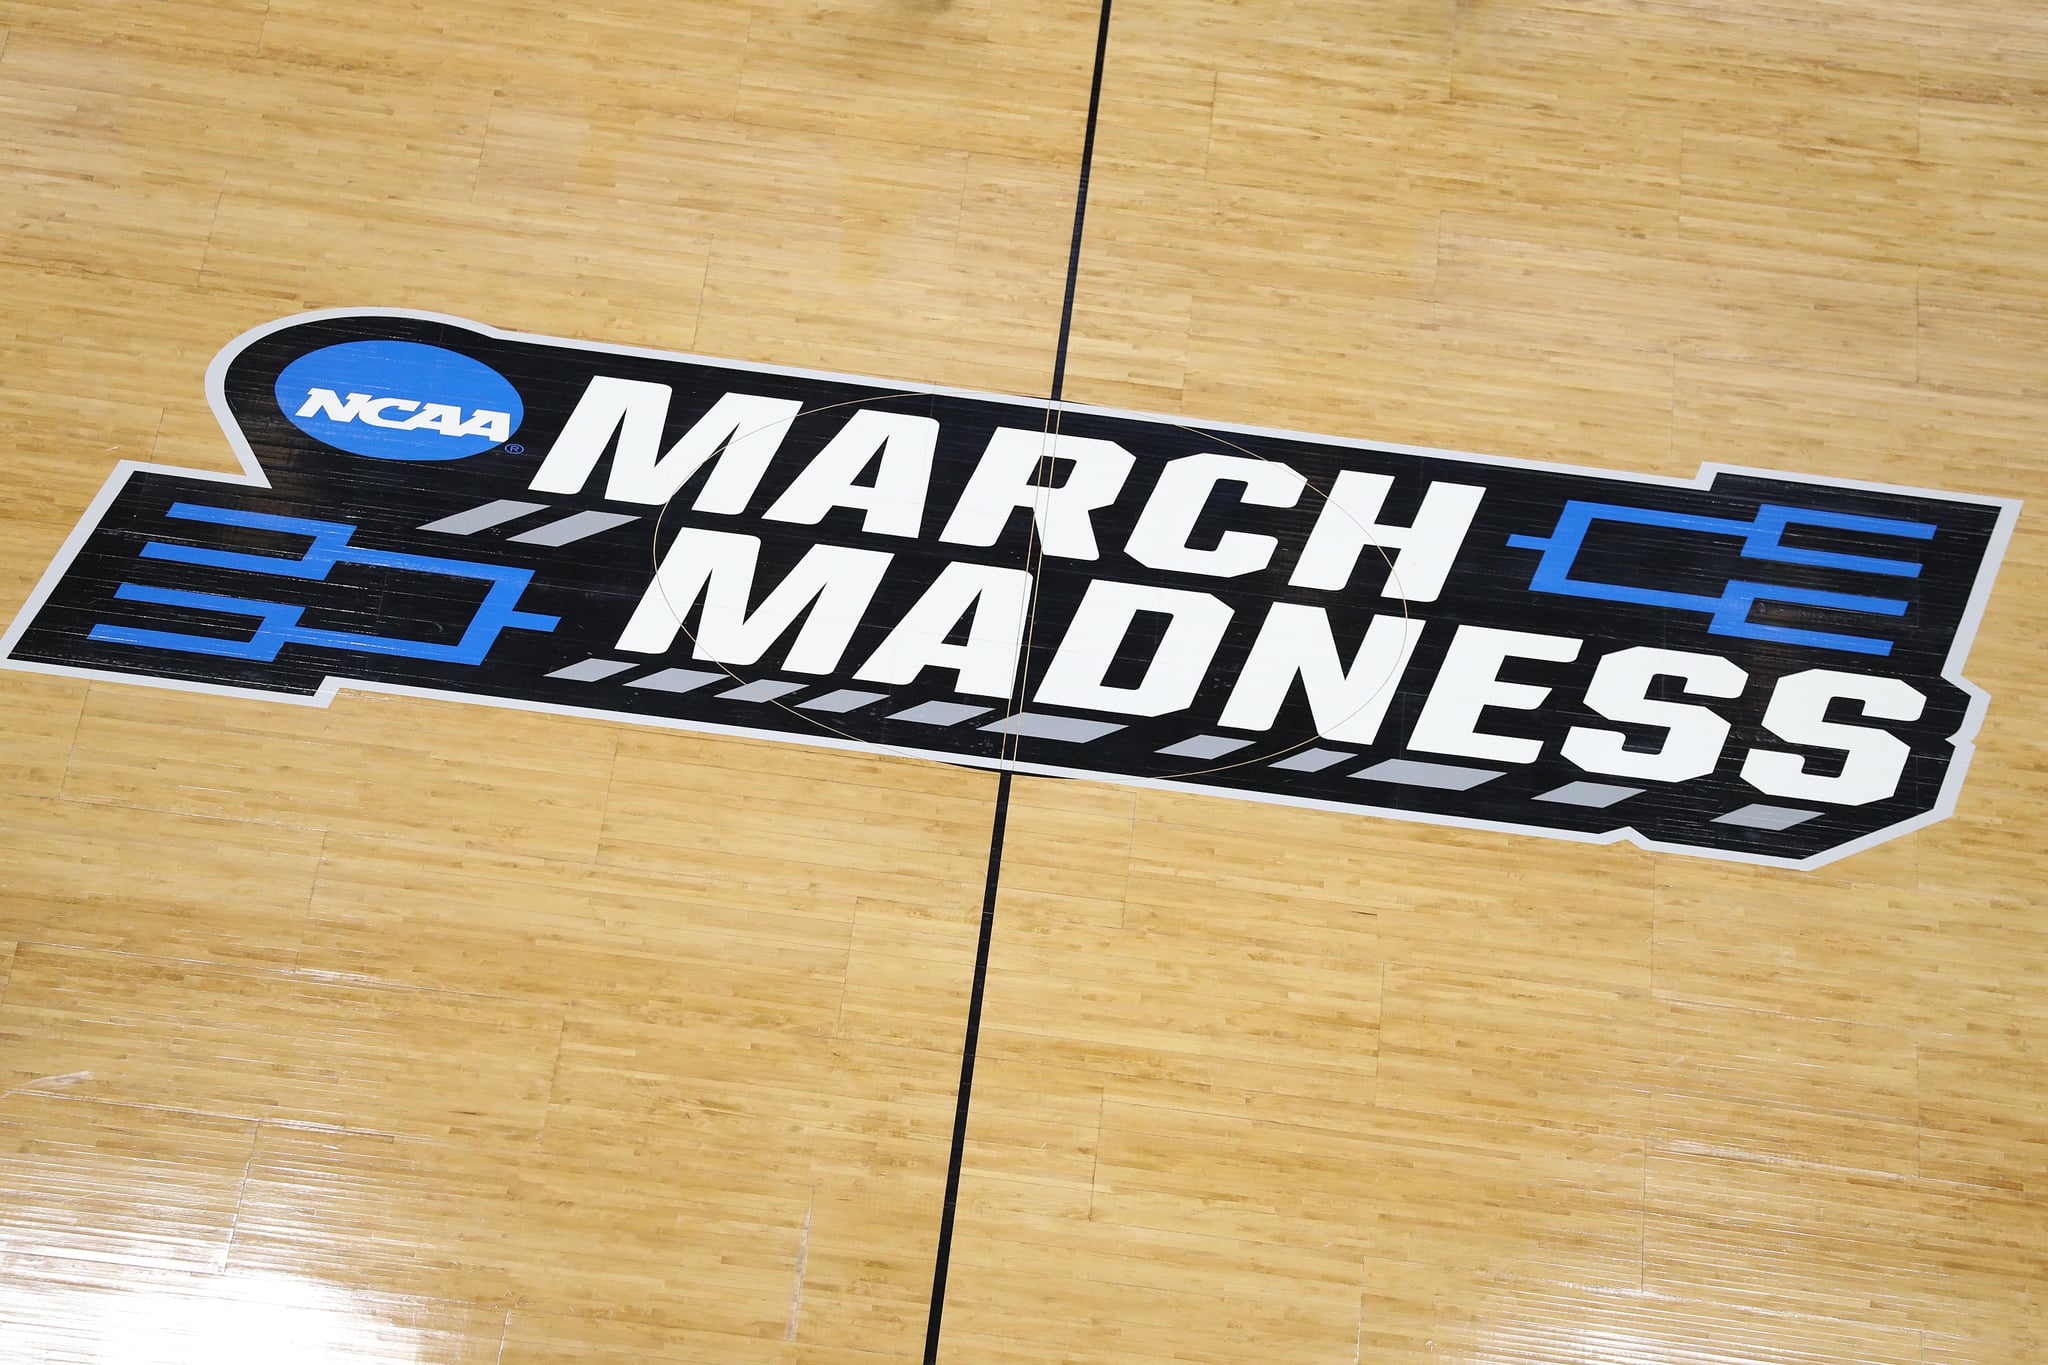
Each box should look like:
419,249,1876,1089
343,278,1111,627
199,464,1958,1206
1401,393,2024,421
275,340,524,461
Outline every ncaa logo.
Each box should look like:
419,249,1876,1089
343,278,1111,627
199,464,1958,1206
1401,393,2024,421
275,340,523,461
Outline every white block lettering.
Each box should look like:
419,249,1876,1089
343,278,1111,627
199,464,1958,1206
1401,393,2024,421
1563,647,1747,782
1740,669,1924,805
764,408,938,538
358,397,421,428
457,409,512,442
295,389,372,422
1124,452,1306,578
1289,472,1485,603
531,377,800,509
1034,580,1233,718
938,429,1134,560
401,402,466,435
1407,624,1581,764
1219,606,1422,743
616,528,891,673
855,562,1033,698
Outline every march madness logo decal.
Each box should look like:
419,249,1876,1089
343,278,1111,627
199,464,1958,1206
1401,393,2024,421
2,310,2019,867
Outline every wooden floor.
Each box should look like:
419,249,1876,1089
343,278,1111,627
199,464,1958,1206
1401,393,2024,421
3,1,2046,1361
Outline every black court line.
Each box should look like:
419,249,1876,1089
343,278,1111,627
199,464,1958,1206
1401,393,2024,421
1046,0,1116,410
922,1,1115,1358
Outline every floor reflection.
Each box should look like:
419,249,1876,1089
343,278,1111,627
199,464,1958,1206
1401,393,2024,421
1,1270,429,1364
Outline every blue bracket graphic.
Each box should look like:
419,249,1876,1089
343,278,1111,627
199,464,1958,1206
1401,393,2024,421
89,503,558,664
1506,501,1935,656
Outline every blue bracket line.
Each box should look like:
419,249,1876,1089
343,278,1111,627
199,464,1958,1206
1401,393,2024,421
1506,501,1934,656
90,502,558,665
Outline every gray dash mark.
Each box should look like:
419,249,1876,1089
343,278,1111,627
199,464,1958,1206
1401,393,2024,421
1157,734,1254,761
1353,758,1503,791
627,668,726,695
718,679,807,703
509,510,641,546
1713,804,1822,831
418,499,548,534
1534,781,1643,808
800,689,890,714
546,658,636,683
889,701,992,727
982,713,1125,743
1270,747,1353,773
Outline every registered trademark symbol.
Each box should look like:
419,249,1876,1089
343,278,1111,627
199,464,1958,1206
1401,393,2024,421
505,443,525,455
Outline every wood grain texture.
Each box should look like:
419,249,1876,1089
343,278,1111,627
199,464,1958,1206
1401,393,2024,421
1,0,2045,1361
949,1,2048,1363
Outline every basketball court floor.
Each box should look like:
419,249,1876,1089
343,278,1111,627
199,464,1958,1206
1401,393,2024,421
2,1,2046,1361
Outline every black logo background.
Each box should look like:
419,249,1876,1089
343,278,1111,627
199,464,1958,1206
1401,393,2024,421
2,311,2016,867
